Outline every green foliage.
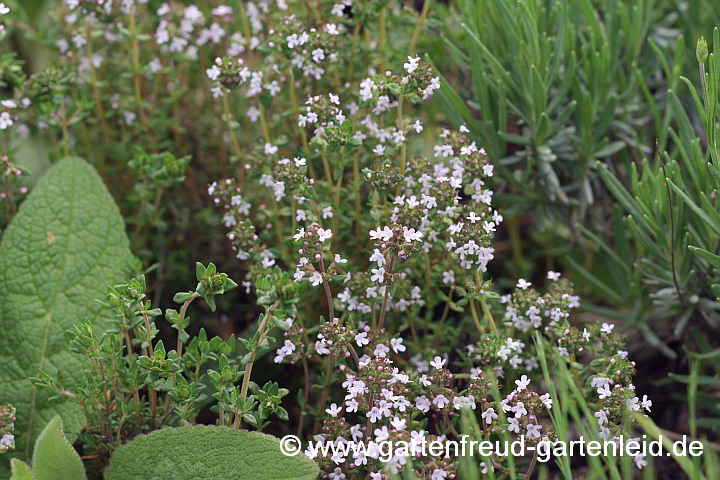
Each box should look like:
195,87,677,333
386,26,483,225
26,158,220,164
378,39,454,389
192,262,238,312
580,32,720,351
30,265,267,471
104,426,319,480
0,52,26,89
127,147,190,189
9,459,33,480
11,415,87,480
436,0,666,222
3,1,720,479
0,157,133,471
126,148,191,255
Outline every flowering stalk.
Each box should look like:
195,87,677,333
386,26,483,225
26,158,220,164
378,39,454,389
59,106,70,157
524,449,539,479
423,250,433,289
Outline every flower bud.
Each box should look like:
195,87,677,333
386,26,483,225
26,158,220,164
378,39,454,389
697,36,709,64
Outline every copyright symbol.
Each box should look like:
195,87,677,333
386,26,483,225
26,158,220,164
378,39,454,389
280,435,301,456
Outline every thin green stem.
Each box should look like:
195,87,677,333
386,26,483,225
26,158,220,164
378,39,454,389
312,356,334,434
352,152,362,240
397,95,406,176
332,159,343,244
223,91,245,185
297,357,311,437
379,8,387,74
129,8,149,131
476,270,497,334
322,154,333,189
234,301,280,429
346,23,362,84
469,296,484,335
85,31,111,144
236,0,256,69
377,257,394,329
60,118,70,157
259,104,271,144
408,0,433,55
423,251,432,289
319,258,335,320
434,287,453,349
288,67,311,155
659,146,685,306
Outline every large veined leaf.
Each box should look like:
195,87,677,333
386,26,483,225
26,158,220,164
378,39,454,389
104,426,320,480
0,157,133,471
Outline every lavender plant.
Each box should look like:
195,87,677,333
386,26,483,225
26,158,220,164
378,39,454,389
573,34,720,352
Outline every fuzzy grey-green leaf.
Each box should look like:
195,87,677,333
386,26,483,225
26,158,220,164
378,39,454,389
32,415,87,480
0,157,133,471
104,426,320,480
10,459,33,480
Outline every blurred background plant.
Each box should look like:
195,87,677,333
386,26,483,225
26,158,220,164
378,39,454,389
432,0,720,447
432,0,719,275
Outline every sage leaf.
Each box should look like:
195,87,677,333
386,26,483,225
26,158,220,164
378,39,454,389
0,157,133,470
104,426,320,480
10,459,33,480
31,416,87,480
